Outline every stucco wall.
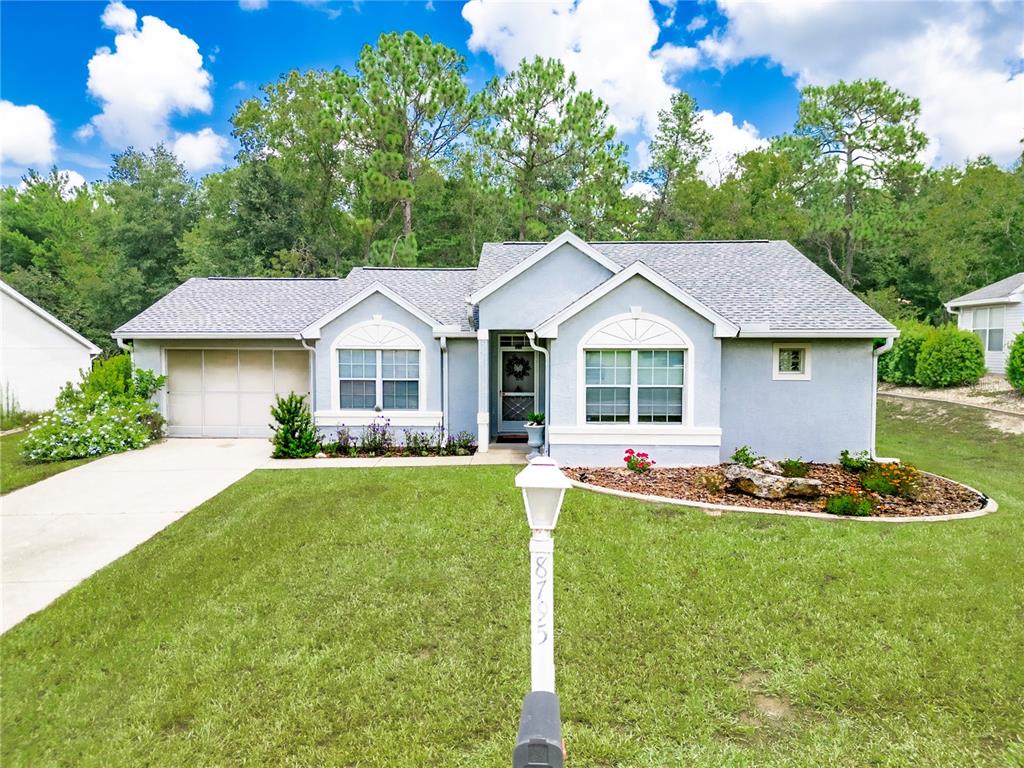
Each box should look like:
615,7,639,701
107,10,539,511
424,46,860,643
720,338,874,462
0,292,96,412
477,243,613,330
544,275,721,467
446,337,479,436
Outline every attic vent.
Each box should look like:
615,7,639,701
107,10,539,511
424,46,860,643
498,334,529,349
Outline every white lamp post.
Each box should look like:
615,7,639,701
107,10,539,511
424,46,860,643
515,456,572,693
513,457,572,767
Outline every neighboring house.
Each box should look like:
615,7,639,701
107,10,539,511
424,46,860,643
113,231,897,465
0,280,101,412
945,273,1024,375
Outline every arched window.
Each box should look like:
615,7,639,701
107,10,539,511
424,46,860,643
332,316,425,412
577,310,693,426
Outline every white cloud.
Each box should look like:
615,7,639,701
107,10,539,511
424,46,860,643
696,108,765,183
231,80,249,91
17,170,87,200
654,43,700,74
101,1,137,33
685,15,707,33
0,101,56,167
74,123,96,142
699,0,1024,165
171,128,230,172
239,0,268,9
464,0,688,136
85,2,213,150
625,180,657,200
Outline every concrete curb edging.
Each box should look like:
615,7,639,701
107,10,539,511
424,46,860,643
569,472,997,523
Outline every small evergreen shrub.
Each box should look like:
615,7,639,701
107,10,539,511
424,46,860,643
839,449,873,473
862,462,921,498
359,417,394,456
730,445,761,467
779,457,808,478
269,393,320,458
914,326,986,388
825,488,875,517
1006,329,1024,394
878,321,933,384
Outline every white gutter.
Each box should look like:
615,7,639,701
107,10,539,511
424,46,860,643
526,332,550,457
871,337,899,463
440,336,450,439
300,336,317,416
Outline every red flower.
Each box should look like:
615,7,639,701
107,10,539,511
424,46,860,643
638,452,648,458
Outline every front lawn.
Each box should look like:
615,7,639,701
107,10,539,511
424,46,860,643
0,431,97,495
3,399,1022,766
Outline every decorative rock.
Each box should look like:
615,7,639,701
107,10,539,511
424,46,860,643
725,464,822,499
752,458,784,476
315,452,327,459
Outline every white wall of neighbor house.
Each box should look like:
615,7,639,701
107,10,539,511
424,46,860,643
545,275,723,467
477,243,614,330
720,338,874,463
954,303,1022,375
0,290,96,411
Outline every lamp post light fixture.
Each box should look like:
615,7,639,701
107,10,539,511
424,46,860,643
513,457,572,768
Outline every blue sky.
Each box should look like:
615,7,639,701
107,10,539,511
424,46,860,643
1,1,1021,188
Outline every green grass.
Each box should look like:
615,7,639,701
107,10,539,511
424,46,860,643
3,399,1022,766
0,431,96,495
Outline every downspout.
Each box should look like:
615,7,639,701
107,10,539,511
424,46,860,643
440,336,449,439
526,332,550,457
871,337,898,463
299,336,317,429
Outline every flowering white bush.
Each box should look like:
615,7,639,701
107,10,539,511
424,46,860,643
21,394,160,462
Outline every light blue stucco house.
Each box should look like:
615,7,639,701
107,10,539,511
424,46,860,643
114,231,898,465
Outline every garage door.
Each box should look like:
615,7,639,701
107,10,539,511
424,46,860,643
166,349,311,437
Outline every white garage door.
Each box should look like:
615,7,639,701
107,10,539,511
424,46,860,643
165,349,311,437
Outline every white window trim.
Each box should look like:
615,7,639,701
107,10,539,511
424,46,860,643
967,305,1006,352
772,342,812,381
330,318,427,412
576,310,695,427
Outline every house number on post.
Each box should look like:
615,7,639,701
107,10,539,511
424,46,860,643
530,535,556,692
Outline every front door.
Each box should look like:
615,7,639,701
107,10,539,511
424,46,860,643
499,348,537,434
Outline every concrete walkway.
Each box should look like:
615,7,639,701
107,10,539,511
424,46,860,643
1,438,271,632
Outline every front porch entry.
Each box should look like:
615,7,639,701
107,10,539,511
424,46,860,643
497,334,537,437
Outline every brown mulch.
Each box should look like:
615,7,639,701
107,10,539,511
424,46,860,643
565,463,987,517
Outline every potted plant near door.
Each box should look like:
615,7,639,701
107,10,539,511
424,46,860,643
525,412,545,456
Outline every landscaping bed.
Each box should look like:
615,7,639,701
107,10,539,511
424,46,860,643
566,462,987,517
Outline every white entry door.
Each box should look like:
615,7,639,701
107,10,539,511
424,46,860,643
499,348,537,433
165,349,310,437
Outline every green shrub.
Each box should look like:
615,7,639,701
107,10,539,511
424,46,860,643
779,457,808,478
825,490,874,517
443,431,477,456
21,395,159,462
730,445,761,467
839,449,873,473
862,462,921,498
21,356,166,462
403,426,443,456
878,321,933,384
526,412,545,425
914,326,986,388
1006,329,1024,394
269,394,320,458
359,417,394,456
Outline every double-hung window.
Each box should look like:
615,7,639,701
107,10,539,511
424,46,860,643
969,306,1004,352
585,349,684,424
339,348,419,410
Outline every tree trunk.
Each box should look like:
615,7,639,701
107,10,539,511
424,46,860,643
402,198,413,238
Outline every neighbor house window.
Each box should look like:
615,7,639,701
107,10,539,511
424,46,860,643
969,306,1004,352
585,349,684,424
339,348,420,410
772,343,811,381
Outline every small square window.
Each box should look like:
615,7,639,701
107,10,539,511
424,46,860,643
773,343,811,380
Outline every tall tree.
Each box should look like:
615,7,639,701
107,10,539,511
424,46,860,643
792,79,927,287
476,56,628,240
328,32,475,264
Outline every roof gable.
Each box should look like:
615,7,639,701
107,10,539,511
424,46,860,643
1,280,101,354
469,230,620,304
946,272,1024,307
301,282,441,338
534,261,739,338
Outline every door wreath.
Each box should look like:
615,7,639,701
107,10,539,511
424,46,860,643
504,354,531,381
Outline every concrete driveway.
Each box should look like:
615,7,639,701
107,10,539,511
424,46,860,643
1,438,271,632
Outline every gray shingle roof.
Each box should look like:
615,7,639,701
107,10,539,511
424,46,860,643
476,240,895,332
114,268,475,337
947,273,1024,305
116,238,895,337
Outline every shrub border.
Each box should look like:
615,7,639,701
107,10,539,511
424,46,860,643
569,470,997,524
